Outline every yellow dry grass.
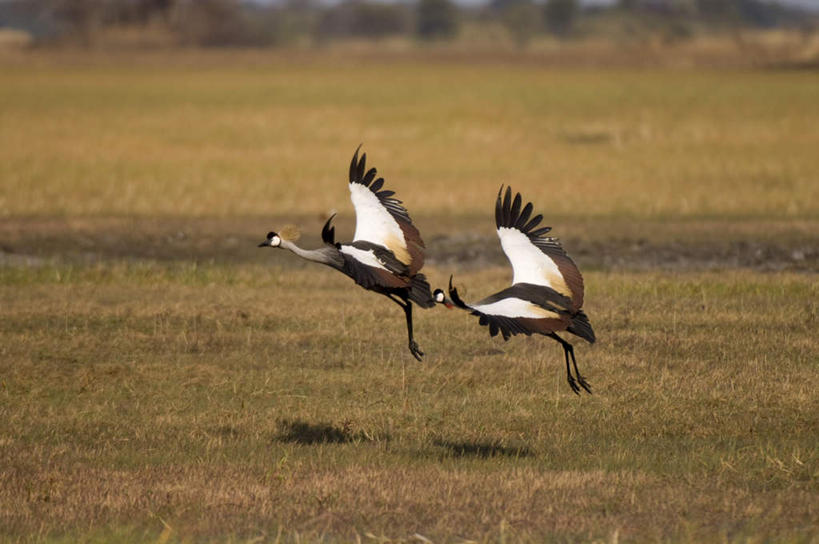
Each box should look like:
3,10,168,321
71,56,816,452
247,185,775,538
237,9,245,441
1,263,817,541
0,50,817,542
1,51,818,220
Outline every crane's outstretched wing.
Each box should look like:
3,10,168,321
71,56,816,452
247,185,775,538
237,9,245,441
448,278,571,341
495,186,585,310
348,147,425,276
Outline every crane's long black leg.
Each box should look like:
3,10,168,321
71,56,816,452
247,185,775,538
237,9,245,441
548,332,585,395
384,293,423,361
563,344,580,395
403,301,424,361
567,343,592,394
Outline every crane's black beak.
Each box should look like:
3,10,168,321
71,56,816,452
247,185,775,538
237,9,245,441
258,240,269,247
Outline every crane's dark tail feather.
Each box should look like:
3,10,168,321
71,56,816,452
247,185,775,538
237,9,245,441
567,310,596,344
409,274,435,308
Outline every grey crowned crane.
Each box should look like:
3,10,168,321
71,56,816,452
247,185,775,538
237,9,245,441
259,147,435,360
433,187,596,394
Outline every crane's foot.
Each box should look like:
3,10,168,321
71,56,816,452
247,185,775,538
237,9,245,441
566,374,581,395
408,340,424,362
577,375,592,394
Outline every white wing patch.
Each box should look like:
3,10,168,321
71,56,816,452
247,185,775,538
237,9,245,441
472,297,559,319
339,245,389,271
497,227,570,296
349,183,410,264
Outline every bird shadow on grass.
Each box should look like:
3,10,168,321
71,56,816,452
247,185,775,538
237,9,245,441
433,439,534,459
274,418,380,445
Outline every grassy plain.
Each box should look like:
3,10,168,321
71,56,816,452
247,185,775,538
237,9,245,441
1,51,818,220
0,51,818,541
1,264,817,542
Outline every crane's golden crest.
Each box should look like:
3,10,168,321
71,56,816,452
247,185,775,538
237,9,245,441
278,225,301,242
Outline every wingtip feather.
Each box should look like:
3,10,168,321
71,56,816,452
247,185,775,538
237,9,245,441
495,185,505,228
516,202,533,230
510,192,522,226
358,152,367,181
349,145,363,183
503,186,513,227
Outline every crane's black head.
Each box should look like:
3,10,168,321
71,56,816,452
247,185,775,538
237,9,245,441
433,288,453,309
258,231,281,248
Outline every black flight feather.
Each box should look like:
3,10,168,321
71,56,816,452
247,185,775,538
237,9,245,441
522,214,543,233
516,202,533,230
495,186,503,229
530,226,553,238
349,147,359,183
495,187,560,249
362,167,377,187
510,193,521,225
348,148,414,226
503,187,513,227
358,155,366,181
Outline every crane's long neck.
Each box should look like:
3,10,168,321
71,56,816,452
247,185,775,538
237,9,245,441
280,239,343,269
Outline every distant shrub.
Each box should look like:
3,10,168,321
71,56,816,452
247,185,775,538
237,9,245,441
417,0,458,40
173,0,292,47
317,0,411,40
661,19,694,44
490,0,541,47
543,0,578,37
173,0,246,46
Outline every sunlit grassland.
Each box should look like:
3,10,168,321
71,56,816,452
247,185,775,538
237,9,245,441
1,262,817,541
1,52,818,542
1,52,818,220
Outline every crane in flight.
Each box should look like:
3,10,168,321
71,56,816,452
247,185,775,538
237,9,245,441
259,147,435,360
434,186,596,394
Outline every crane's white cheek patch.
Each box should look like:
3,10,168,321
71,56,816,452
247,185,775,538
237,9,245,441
340,245,389,271
497,227,570,296
472,298,559,319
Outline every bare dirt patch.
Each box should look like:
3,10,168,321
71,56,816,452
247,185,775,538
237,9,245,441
1,215,816,272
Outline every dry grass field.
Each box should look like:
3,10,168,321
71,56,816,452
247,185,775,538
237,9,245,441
0,51,818,542
2,51,818,220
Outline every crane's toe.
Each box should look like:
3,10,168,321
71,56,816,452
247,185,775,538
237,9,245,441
409,340,424,361
578,376,592,394
567,375,581,395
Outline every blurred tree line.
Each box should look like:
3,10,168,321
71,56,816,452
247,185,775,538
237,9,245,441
0,0,814,48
